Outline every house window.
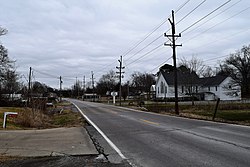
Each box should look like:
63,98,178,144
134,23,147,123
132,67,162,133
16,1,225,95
182,86,184,93
215,86,217,91
165,86,167,94
229,85,232,89
208,87,210,91
160,82,164,93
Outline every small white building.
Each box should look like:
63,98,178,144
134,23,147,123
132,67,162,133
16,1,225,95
155,67,241,101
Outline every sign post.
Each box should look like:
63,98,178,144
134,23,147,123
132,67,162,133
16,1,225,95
111,91,118,104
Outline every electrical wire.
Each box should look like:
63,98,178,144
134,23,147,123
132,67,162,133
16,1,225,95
193,25,250,51
184,6,250,44
33,68,59,79
126,44,163,66
93,1,192,77
124,0,210,66
182,0,242,37
176,0,207,25
121,0,191,58
180,0,231,34
148,56,173,73
125,35,162,62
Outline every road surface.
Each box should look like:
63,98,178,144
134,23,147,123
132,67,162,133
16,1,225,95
68,99,250,167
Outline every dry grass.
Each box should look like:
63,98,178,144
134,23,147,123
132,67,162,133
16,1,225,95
0,102,85,130
143,102,250,126
15,108,51,129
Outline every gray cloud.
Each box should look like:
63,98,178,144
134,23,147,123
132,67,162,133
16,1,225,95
1,0,250,88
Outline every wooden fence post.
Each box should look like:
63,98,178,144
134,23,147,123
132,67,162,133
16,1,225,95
213,98,220,121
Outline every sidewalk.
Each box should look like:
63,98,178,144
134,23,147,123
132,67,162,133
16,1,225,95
0,127,98,157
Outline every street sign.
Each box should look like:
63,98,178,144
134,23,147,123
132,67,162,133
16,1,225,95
111,92,118,104
111,92,118,97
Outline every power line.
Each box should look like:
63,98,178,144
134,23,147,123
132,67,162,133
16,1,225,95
94,1,192,77
126,44,163,66
182,0,242,37
148,56,172,73
176,0,207,25
180,0,231,33
124,0,216,66
121,0,191,59
124,0,209,64
184,6,250,43
175,0,191,13
124,0,206,64
193,24,250,51
125,35,163,62
204,55,230,62
32,68,59,79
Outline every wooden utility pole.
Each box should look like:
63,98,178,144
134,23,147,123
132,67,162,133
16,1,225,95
116,56,125,106
59,76,62,102
27,67,32,106
83,75,85,95
76,77,79,98
91,71,95,101
164,10,182,115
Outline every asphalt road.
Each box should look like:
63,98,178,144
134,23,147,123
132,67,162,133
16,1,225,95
68,99,250,167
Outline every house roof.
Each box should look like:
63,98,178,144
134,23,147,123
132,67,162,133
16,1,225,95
160,70,200,85
160,69,228,86
199,75,228,86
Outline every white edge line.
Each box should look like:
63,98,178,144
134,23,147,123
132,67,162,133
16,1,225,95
72,102,127,160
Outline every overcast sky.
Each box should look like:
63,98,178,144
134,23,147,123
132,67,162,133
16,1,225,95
0,0,250,89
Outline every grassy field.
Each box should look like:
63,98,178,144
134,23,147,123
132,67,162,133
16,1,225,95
0,101,85,130
139,101,250,126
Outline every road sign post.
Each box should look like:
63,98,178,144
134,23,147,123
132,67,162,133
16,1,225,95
111,91,118,104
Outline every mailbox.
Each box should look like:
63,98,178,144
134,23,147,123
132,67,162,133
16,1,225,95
3,112,18,128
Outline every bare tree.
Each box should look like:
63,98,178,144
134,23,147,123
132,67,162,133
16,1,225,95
179,56,208,77
179,56,207,105
220,44,250,98
130,72,155,94
201,66,215,77
96,70,118,96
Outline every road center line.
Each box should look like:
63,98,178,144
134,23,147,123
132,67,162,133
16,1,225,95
72,102,127,160
140,119,159,126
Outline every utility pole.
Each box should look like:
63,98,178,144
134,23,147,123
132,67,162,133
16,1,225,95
27,67,32,106
59,76,62,102
83,75,85,96
164,10,182,115
91,71,95,101
116,56,125,106
76,77,79,98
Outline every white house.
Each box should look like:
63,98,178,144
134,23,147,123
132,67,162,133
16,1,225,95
155,67,241,101
199,75,241,100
